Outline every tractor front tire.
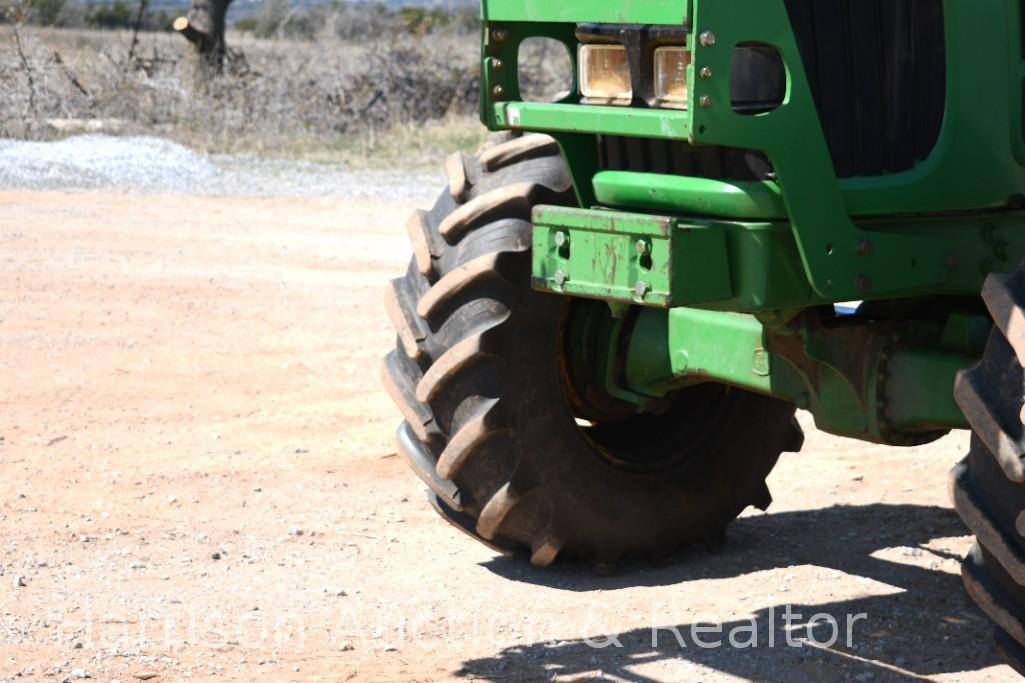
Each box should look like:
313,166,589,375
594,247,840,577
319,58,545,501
383,134,804,567
953,265,1025,675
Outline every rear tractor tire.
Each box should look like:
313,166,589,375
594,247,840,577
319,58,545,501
382,133,805,567
952,263,1025,675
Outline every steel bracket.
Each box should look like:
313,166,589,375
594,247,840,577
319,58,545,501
531,205,733,307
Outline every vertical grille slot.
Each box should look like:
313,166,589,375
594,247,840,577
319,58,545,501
595,1,946,183
784,0,946,177
596,136,773,181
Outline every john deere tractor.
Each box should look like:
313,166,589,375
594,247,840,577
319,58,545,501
382,0,1025,672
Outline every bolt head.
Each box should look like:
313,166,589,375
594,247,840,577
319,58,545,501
699,95,713,108
634,280,650,297
699,31,716,48
491,59,504,69
635,239,648,255
554,270,568,286
492,85,504,97
854,275,872,292
856,238,873,257
699,66,713,79
492,27,508,42
554,231,568,248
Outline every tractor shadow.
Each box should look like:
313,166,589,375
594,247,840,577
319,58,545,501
467,504,1002,681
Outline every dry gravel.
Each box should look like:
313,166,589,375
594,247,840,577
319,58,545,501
0,184,1016,682
0,135,441,201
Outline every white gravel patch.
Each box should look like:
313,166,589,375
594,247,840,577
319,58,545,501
0,136,216,190
0,135,442,202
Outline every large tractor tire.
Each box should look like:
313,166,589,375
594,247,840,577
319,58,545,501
952,265,1025,674
382,133,805,567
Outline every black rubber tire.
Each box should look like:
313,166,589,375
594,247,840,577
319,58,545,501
952,265,1025,676
382,133,805,567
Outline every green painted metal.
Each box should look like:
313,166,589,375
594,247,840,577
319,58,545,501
531,205,732,307
569,300,668,413
492,102,691,138
884,349,975,432
665,309,773,392
477,0,1025,443
481,0,690,25
685,0,1025,298
531,206,820,311
532,207,674,307
532,206,1025,312
478,23,579,127
480,1,1025,301
593,171,786,220
616,306,978,442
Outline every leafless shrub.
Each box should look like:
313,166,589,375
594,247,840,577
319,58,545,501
328,41,478,133
0,14,564,158
320,2,404,41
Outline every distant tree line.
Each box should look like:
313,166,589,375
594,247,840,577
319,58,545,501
1,0,478,37
233,1,478,41
3,0,176,30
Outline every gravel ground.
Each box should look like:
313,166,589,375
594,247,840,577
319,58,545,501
0,135,442,201
0,146,1015,681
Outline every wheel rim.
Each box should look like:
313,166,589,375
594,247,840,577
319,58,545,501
557,299,740,474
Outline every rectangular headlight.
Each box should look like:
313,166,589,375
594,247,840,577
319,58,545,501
654,47,691,108
578,44,632,104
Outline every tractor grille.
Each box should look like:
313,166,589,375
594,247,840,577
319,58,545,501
596,0,946,181
597,136,774,181
784,0,946,178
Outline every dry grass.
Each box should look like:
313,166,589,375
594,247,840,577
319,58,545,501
0,24,495,168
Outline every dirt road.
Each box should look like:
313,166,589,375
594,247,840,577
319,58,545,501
0,189,1013,681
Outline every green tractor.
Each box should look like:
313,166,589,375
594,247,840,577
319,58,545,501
382,0,1025,671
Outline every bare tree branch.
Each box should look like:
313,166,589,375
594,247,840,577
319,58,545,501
12,24,36,115
52,51,90,98
128,0,150,64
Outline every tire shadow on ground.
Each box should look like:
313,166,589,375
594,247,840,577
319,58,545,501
464,504,998,681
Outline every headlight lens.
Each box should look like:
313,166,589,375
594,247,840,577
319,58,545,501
578,44,632,104
654,47,691,108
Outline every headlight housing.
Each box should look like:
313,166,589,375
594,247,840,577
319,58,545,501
653,47,691,108
578,44,632,105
